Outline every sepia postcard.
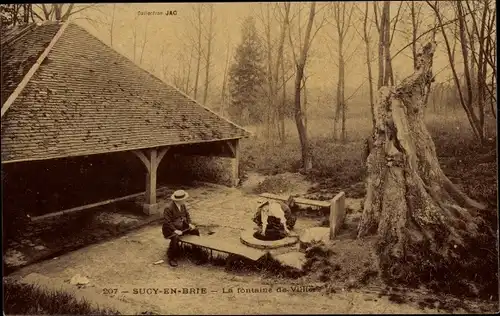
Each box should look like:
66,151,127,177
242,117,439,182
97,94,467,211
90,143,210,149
1,2,498,315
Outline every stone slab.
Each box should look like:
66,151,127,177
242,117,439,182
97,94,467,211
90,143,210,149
329,192,346,239
299,227,330,251
142,203,159,215
272,251,307,271
179,235,267,261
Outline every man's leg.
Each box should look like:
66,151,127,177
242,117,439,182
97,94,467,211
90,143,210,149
167,235,181,266
185,228,205,264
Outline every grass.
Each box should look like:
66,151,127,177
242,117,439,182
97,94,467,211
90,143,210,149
3,281,120,315
241,110,498,302
240,111,497,203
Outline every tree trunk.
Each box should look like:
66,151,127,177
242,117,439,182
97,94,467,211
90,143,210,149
280,51,286,143
294,66,312,171
185,45,193,95
382,1,393,86
203,5,214,105
357,42,489,287
110,4,116,48
363,2,375,130
221,36,231,117
376,3,385,89
193,6,202,101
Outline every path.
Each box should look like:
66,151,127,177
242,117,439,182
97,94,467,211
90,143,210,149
5,182,444,314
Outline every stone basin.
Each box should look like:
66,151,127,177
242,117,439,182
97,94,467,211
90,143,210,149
240,229,299,250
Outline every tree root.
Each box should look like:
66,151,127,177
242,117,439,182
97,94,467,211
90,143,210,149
358,41,497,298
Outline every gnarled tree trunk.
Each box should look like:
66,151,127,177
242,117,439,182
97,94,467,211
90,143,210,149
357,42,492,290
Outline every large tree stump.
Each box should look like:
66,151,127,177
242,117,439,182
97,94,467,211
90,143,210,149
357,42,495,294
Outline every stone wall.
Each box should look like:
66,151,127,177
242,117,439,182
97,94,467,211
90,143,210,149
158,154,236,187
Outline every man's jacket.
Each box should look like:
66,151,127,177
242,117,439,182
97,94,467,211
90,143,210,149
162,200,191,237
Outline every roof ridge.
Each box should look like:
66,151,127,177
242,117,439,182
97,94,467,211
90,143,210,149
1,21,69,118
67,23,252,137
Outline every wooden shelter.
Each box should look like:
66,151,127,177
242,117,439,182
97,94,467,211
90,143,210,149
1,21,250,215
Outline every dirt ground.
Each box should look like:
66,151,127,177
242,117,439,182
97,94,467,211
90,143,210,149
4,173,496,314
7,225,444,315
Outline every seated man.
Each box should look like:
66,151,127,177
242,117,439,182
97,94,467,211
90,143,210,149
162,189,200,267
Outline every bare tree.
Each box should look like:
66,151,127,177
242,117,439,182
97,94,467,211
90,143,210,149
193,4,203,101
131,14,139,63
109,4,116,48
286,2,327,171
426,0,492,144
257,3,293,144
362,2,376,130
202,4,216,105
0,4,35,27
37,4,99,22
330,2,355,142
373,1,405,88
220,33,232,117
159,42,171,81
139,19,150,65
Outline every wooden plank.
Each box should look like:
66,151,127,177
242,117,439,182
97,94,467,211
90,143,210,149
259,193,331,208
179,235,267,261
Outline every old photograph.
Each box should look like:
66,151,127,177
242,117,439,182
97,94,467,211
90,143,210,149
1,2,498,314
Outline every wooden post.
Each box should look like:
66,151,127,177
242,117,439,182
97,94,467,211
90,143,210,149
132,147,169,215
226,139,240,187
329,191,346,239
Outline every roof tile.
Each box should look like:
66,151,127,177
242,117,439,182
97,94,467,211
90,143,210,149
2,23,249,162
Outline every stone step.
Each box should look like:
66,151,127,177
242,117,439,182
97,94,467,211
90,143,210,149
272,251,307,271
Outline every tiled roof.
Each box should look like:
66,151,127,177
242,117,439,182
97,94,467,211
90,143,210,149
1,23,62,105
1,22,249,163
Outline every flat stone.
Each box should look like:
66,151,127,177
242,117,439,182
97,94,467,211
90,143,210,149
4,249,27,267
34,245,46,250
142,203,159,215
240,229,299,250
299,227,330,251
273,251,307,271
69,274,90,286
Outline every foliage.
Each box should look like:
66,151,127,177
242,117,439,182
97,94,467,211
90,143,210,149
240,113,497,203
3,281,120,315
228,16,266,125
0,4,32,30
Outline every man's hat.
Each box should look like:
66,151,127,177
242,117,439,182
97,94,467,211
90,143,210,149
171,190,189,201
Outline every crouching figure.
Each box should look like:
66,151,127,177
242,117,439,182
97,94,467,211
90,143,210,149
252,196,297,240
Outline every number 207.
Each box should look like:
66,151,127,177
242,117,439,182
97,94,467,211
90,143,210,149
103,288,118,294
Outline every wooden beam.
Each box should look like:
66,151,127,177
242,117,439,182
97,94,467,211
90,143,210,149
29,191,146,222
132,150,151,172
230,139,240,186
145,148,158,206
157,147,170,165
1,22,69,118
132,147,169,214
258,193,331,208
225,140,237,158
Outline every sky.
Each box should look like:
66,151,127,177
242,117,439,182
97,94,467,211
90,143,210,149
67,2,468,108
